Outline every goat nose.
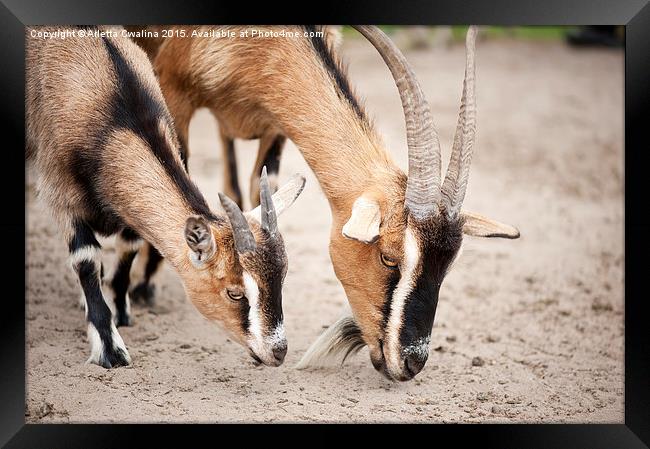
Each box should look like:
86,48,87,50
404,353,428,378
272,343,288,363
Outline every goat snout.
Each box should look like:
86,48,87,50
272,341,288,364
248,335,288,367
403,352,428,379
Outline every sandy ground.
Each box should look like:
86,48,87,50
26,36,624,423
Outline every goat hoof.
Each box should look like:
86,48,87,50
89,342,131,369
99,347,131,369
129,282,156,306
115,312,132,327
88,346,131,369
87,324,132,368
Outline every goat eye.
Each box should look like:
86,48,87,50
380,253,398,268
227,290,244,301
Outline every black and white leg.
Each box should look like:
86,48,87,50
129,242,163,306
104,228,142,326
77,260,104,309
68,221,131,368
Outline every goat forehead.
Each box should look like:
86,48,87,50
410,215,464,255
243,237,287,281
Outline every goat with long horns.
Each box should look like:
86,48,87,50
298,26,520,381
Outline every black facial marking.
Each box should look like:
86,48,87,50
261,136,285,178
381,266,401,330
241,230,287,335
303,26,367,122
399,217,464,348
237,296,251,336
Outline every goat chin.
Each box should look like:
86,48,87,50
295,316,365,369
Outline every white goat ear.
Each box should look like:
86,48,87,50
461,211,520,239
342,196,381,244
248,173,306,222
184,216,217,267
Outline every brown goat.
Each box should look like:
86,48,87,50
128,25,519,381
26,26,305,368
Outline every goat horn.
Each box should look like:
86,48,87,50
259,166,278,236
352,25,441,219
218,193,257,254
441,26,478,219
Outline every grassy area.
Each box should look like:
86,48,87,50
342,26,576,41
453,25,575,40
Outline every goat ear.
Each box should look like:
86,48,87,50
248,173,306,222
461,211,520,239
184,216,217,267
342,196,381,244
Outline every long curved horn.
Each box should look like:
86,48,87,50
441,26,478,219
218,193,256,254
352,25,441,219
259,166,278,236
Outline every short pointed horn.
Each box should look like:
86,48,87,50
218,193,256,254
259,166,278,236
441,26,478,219
352,25,441,218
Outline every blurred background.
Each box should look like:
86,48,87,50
343,25,624,49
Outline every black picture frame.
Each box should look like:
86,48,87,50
3,0,649,447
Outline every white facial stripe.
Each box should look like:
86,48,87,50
69,246,101,269
243,271,262,341
243,272,287,364
386,227,420,374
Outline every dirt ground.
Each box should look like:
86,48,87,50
26,35,624,423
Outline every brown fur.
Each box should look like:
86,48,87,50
129,26,518,377
26,26,292,364
127,26,408,353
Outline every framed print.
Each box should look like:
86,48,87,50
2,0,648,447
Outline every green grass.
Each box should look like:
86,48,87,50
454,25,574,40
